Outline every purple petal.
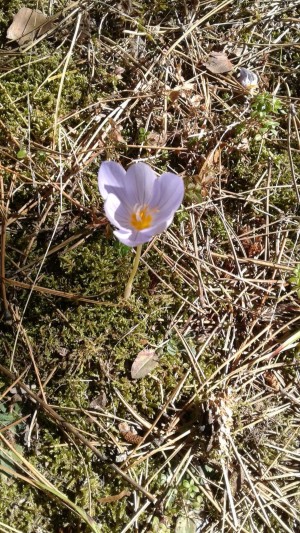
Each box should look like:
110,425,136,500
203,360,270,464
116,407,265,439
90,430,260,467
124,162,157,206
114,227,156,247
114,217,172,247
98,161,126,200
149,172,184,218
113,228,134,246
238,68,258,87
104,194,130,229
150,214,174,234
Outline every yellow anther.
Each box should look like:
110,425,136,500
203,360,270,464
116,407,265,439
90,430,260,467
130,205,153,230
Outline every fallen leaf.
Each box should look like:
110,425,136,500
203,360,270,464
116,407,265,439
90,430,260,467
213,146,222,164
232,46,244,57
7,8,53,45
190,94,203,106
175,517,196,533
204,52,233,74
89,391,107,410
131,349,159,379
108,118,125,143
264,370,280,392
168,82,196,102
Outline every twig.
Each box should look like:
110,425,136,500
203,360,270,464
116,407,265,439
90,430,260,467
285,83,300,204
0,176,9,319
265,158,272,261
2,277,120,307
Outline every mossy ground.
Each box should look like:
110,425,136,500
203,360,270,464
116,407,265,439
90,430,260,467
0,1,299,532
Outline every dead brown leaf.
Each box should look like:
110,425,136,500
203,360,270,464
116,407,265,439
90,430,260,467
204,52,234,74
168,82,196,102
131,349,159,379
89,391,107,410
7,8,54,45
108,118,126,143
264,371,280,392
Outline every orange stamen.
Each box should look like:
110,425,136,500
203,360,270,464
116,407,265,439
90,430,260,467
130,205,153,230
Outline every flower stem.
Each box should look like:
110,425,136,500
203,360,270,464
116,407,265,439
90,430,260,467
124,244,142,300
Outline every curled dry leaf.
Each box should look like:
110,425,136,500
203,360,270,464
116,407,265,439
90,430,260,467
204,52,234,74
108,118,125,143
89,391,107,410
131,349,159,379
7,8,54,45
168,82,196,102
264,371,280,392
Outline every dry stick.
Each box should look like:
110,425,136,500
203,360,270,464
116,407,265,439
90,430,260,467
233,225,292,370
265,158,272,262
76,30,188,167
174,325,204,385
52,12,82,149
292,106,300,149
152,244,196,289
190,211,206,306
0,119,20,148
0,434,101,533
11,315,47,404
11,228,95,276
125,144,186,151
210,251,294,272
5,179,101,227
0,177,9,319
139,254,203,313
0,415,30,435
285,83,300,204
0,366,30,403
0,172,17,322
0,363,156,503
7,218,65,376
3,277,120,308
165,0,233,56
21,201,54,265
121,372,192,472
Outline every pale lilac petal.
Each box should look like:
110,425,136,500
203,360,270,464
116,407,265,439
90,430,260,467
113,228,134,246
114,219,172,247
98,161,126,200
114,227,155,247
150,213,174,234
238,67,258,88
104,194,130,229
99,162,184,247
149,172,184,218
124,162,157,206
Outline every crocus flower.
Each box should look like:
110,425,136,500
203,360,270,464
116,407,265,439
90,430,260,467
237,67,258,91
98,161,184,247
